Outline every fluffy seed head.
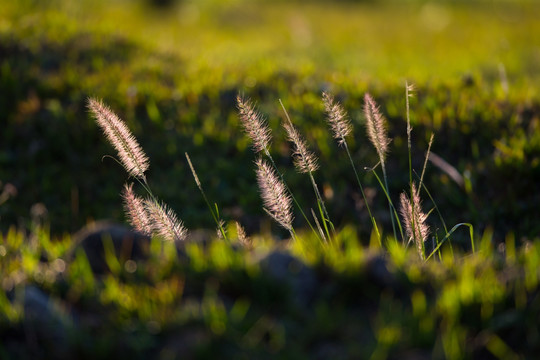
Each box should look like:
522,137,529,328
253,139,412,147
237,95,272,153
283,121,319,173
88,98,149,179
144,199,187,242
255,158,293,230
235,221,251,249
364,94,391,167
121,183,152,235
399,183,430,259
322,92,352,146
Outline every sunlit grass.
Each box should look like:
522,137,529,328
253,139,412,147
1,224,539,357
1,1,540,355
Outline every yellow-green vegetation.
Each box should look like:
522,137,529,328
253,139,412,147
1,0,539,239
1,226,540,358
1,0,540,358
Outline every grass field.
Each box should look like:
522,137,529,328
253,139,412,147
1,0,540,358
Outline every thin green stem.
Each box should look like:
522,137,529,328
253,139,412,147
419,133,434,190
309,171,336,240
381,165,398,242
289,228,298,242
311,208,327,243
370,167,404,242
405,82,419,254
343,141,381,246
406,82,413,194
185,153,229,243
425,223,474,261
414,171,453,258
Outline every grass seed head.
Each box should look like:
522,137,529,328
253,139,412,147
323,92,352,146
88,98,149,179
237,95,272,153
255,158,293,230
122,183,152,235
399,183,430,259
144,198,187,242
364,93,391,167
236,221,251,248
283,121,319,174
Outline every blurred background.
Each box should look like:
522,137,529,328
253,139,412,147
1,0,539,243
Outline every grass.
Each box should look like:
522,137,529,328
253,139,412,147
1,224,539,359
1,0,539,240
1,0,540,357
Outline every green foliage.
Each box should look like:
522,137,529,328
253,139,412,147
1,227,539,358
1,2,540,355
1,0,539,240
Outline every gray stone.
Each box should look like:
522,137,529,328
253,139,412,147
259,251,318,307
71,220,150,274
17,285,72,359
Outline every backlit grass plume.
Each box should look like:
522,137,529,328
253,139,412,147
88,98,149,179
323,92,380,244
255,157,294,236
237,95,272,154
399,183,430,259
322,92,352,146
237,95,323,243
122,183,152,235
280,99,334,240
236,221,251,249
144,198,187,242
364,94,390,168
364,93,399,241
91,98,188,242
283,121,319,174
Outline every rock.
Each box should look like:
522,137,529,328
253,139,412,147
363,251,395,288
71,221,150,274
259,251,317,307
8,285,72,359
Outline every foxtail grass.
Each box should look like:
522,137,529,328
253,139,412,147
236,95,272,154
323,92,381,246
280,99,336,241
255,157,296,239
88,98,149,180
399,183,430,259
364,93,398,241
91,84,473,260
402,83,466,260
237,95,321,242
89,97,187,242
144,198,187,242
235,221,251,249
121,183,152,236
